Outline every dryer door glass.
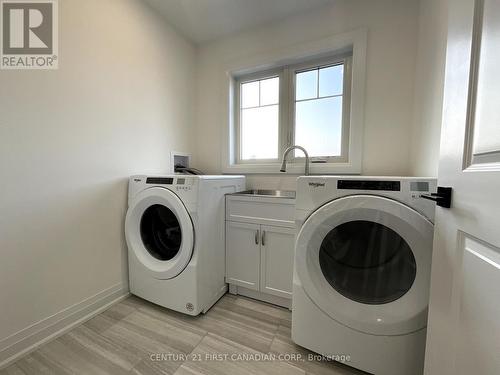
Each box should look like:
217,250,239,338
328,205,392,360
319,220,416,304
140,204,182,261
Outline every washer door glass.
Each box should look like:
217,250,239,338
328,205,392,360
140,204,182,261
319,220,416,305
125,187,194,280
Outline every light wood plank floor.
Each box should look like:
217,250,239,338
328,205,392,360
1,294,367,375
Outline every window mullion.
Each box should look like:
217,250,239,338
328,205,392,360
258,80,261,106
280,67,291,157
286,66,294,149
316,68,320,99
289,65,297,161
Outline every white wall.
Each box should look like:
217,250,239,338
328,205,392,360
410,0,448,177
0,0,196,360
193,0,420,188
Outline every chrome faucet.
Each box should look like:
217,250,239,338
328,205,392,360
280,145,310,176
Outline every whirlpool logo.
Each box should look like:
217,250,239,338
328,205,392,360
1,0,58,69
308,182,325,188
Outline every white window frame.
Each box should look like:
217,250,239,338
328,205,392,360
235,68,284,164
234,54,352,165
221,29,367,175
288,54,352,163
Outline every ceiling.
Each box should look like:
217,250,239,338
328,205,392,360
144,0,336,44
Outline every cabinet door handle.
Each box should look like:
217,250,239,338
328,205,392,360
255,230,259,245
261,230,266,246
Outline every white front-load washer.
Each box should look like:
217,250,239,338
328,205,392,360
125,175,245,315
292,176,437,375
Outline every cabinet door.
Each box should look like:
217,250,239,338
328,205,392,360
260,225,295,298
225,221,260,291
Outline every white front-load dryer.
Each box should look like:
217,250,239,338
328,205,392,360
292,176,437,375
125,175,245,315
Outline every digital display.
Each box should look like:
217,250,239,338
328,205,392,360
337,180,401,191
146,177,173,185
177,178,185,185
410,181,429,192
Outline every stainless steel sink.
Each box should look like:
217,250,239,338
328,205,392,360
233,189,296,199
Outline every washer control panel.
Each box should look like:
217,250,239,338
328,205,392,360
129,175,198,202
175,177,194,191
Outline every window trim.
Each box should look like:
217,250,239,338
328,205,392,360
221,28,367,175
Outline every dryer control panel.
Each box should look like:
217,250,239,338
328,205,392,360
295,176,437,223
128,175,198,203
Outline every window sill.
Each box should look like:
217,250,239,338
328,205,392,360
222,162,361,175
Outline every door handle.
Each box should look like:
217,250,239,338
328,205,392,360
261,230,266,246
255,230,259,245
420,186,452,208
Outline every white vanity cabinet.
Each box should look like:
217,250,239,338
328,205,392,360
225,221,261,291
225,193,296,308
259,225,296,298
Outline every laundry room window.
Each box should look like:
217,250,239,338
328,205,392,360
238,74,281,161
224,30,366,174
293,61,350,159
234,55,351,165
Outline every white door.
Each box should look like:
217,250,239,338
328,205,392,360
424,0,500,374
225,221,260,291
260,225,295,298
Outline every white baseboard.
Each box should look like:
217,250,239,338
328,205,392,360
229,284,292,309
0,283,129,369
